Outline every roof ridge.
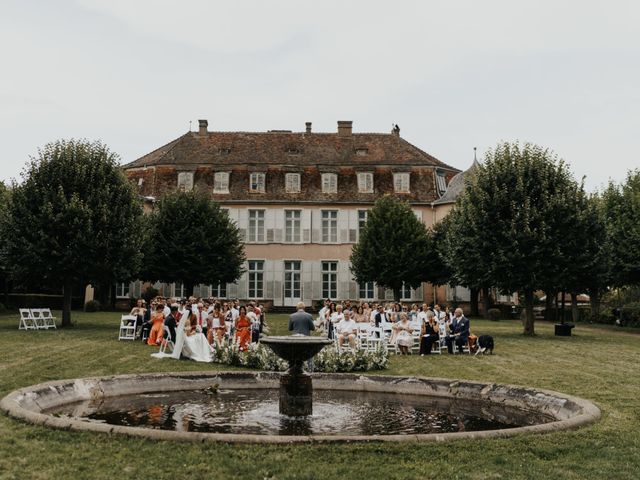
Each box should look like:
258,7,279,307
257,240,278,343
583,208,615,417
122,132,189,168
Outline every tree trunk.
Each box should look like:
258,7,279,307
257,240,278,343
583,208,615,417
560,291,566,323
544,290,555,321
571,292,579,323
481,286,491,318
470,288,479,317
522,289,535,335
589,288,600,320
184,280,195,299
61,280,73,327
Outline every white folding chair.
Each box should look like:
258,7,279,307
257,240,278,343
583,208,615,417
356,323,371,350
118,314,137,340
18,309,37,330
30,309,45,329
39,308,57,329
366,326,384,352
158,325,174,354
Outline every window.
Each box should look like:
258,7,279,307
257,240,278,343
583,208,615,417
321,173,337,193
177,172,194,192
357,172,373,193
321,210,338,243
359,281,375,300
115,282,130,298
358,210,368,235
285,210,301,242
213,172,230,193
355,148,368,156
248,260,264,298
393,173,410,193
212,282,227,299
322,261,338,299
436,171,447,195
285,173,301,193
401,282,412,300
174,282,186,298
249,172,266,193
248,209,265,242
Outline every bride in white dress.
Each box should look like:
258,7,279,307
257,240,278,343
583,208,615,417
152,306,212,363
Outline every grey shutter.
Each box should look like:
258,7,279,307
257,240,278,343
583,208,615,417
339,282,350,300
349,229,357,243
273,281,282,301
274,229,283,242
239,229,246,241
348,281,357,299
303,229,311,243
265,280,274,300
312,229,320,243
303,282,312,301
340,229,348,243
266,229,274,243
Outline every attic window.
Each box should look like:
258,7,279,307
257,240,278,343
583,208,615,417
436,171,447,195
286,147,303,155
177,172,194,192
355,148,368,156
219,147,232,155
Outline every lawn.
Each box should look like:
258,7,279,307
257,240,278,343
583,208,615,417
0,311,638,480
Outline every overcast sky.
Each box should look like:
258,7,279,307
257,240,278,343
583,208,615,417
1,0,638,191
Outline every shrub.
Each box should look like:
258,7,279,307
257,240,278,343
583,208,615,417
84,300,101,312
487,308,501,321
620,302,640,328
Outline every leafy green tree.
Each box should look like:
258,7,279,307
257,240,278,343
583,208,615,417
143,190,245,296
350,195,438,301
603,170,640,289
5,139,144,326
0,183,12,304
445,142,584,335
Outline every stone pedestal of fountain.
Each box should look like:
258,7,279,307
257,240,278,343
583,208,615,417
260,336,332,416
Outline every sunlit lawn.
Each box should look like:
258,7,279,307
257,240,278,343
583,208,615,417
0,311,638,479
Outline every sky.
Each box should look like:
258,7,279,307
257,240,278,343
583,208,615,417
1,0,639,191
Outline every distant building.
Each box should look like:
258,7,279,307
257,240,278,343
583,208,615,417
120,119,480,308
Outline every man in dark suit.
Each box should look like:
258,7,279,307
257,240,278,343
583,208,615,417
446,308,470,354
164,304,178,344
289,302,315,336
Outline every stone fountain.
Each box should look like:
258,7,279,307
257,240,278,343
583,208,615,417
260,335,332,416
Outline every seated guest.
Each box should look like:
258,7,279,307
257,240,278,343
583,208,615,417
394,312,414,355
420,315,440,355
234,306,252,351
164,304,179,344
247,304,261,343
147,304,165,346
336,310,358,349
353,305,367,323
182,307,212,362
130,299,146,325
446,308,470,354
207,303,226,346
328,303,344,340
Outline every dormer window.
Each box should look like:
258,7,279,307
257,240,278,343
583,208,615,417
393,172,410,193
213,172,230,194
219,147,232,155
285,173,301,193
357,172,373,193
321,173,337,194
177,171,194,192
436,171,447,196
355,148,368,156
249,172,266,193
286,146,303,155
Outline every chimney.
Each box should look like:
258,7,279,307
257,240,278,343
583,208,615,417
198,119,208,135
305,122,312,133
337,120,353,137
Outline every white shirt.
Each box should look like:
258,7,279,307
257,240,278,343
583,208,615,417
331,312,345,324
247,311,260,329
369,309,378,322
163,305,171,318
230,307,239,321
337,318,357,335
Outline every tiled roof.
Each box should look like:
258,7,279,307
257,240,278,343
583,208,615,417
123,130,459,171
433,159,480,205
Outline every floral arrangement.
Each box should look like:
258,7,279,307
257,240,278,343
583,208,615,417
210,339,388,373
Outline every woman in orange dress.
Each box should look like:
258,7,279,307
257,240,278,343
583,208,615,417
234,305,251,351
147,305,165,346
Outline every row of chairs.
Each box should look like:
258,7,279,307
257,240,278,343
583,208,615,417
19,308,57,330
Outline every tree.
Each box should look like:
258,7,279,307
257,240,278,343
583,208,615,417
5,139,144,326
0,183,12,304
350,195,437,301
444,141,584,335
143,190,245,296
603,170,640,289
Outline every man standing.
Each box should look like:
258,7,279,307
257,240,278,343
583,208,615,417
289,302,315,336
446,308,470,354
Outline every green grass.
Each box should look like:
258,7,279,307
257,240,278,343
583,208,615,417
0,311,639,479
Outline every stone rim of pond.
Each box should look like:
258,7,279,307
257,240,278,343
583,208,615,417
0,371,601,443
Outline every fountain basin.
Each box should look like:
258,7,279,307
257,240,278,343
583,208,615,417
0,372,600,443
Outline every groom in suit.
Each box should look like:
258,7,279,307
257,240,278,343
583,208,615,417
446,308,470,354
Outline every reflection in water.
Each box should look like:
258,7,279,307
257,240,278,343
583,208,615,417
46,389,552,436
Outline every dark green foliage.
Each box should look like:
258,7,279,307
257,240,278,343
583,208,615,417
603,170,640,288
444,142,585,335
143,190,245,296
84,300,101,312
487,307,501,321
350,195,438,300
4,139,144,326
620,302,640,327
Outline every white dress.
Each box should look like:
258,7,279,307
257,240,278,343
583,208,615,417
151,310,212,363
